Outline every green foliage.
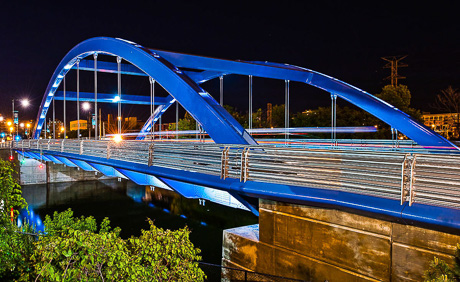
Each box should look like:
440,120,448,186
425,244,460,282
0,223,36,280
0,159,27,225
0,159,33,280
376,84,412,112
30,209,205,281
128,219,204,281
177,112,197,131
291,106,385,139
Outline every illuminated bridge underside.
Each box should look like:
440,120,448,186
33,37,456,149
18,150,252,213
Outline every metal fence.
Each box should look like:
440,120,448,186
198,262,307,282
9,139,460,209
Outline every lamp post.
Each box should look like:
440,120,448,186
26,123,31,139
82,102,91,138
12,99,29,139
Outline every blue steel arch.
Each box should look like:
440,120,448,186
35,37,456,149
149,50,457,149
32,37,256,145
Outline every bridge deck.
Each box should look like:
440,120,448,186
6,139,460,231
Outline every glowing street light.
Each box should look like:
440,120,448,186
21,99,30,107
12,98,31,137
113,134,123,143
26,123,31,128
20,123,24,128
0,116,3,122
7,121,12,126
82,102,91,111
60,126,65,132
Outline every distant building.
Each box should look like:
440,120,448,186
422,112,459,139
70,120,88,131
124,117,138,129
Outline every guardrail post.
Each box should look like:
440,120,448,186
240,147,249,182
220,147,229,179
148,143,154,166
408,155,417,206
400,154,410,205
79,140,84,155
47,140,50,150
107,142,111,159
61,140,64,153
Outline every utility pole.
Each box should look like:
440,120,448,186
381,55,408,86
267,103,272,128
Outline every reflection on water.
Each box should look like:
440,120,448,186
21,179,258,264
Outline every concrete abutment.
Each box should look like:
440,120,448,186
223,199,460,281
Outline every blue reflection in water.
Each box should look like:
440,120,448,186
21,179,258,264
18,208,45,233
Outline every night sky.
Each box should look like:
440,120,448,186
0,1,458,123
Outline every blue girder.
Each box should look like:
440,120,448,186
136,95,176,140
54,91,169,106
33,37,256,145
33,37,456,148
151,49,456,149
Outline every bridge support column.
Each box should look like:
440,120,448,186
223,199,460,281
331,93,337,146
117,56,122,135
63,76,66,139
249,75,253,132
285,80,290,142
94,53,98,140
176,101,179,139
52,93,55,139
77,59,80,140
149,77,155,140
220,75,224,106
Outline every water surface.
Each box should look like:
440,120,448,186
21,179,258,264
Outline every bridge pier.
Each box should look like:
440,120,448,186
223,199,460,281
1,150,113,185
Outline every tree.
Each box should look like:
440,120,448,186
177,112,196,131
0,159,26,224
0,159,34,280
30,209,205,281
270,104,286,128
434,86,460,139
376,84,412,112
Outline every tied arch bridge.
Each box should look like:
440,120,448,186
8,37,460,232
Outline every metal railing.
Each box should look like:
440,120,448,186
10,139,460,210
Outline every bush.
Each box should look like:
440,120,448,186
425,244,460,282
30,209,205,281
1,158,205,281
0,159,32,280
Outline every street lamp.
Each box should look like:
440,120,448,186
82,102,91,138
26,123,31,139
82,102,91,111
12,98,30,138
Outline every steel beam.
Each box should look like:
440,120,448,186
54,91,169,105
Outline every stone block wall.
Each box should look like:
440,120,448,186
223,199,460,281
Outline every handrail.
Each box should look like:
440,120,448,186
11,139,460,210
